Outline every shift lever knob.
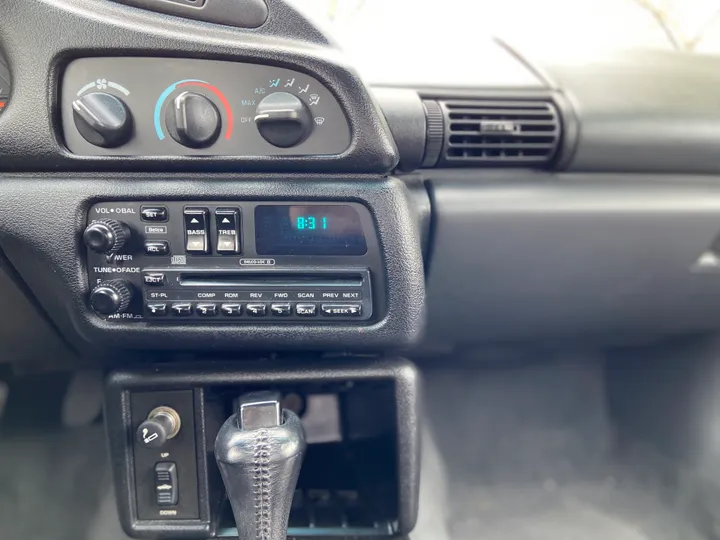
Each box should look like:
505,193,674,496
215,392,306,540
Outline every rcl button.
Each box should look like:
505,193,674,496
321,304,362,317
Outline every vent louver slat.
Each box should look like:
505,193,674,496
440,99,561,167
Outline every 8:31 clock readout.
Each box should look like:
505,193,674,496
255,205,367,256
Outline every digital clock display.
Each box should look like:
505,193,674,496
255,205,367,256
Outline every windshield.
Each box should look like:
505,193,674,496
288,0,720,85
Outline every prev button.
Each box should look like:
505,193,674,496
321,303,362,317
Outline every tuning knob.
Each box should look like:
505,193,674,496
90,279,133,315
83,219,130,255
166,92,221,148
72,92,133,148
255,92,313,148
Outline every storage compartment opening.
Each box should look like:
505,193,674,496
205,380,400,538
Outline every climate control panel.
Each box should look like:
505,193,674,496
85,201,382,323
62,58,351,157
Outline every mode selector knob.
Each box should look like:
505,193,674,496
166,92,221,148
255,92,313,148
72,92,133,148
90,279,133,316
83,219,130,255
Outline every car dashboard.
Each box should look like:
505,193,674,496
3,1,720,539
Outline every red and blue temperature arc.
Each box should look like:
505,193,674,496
154,79,234,140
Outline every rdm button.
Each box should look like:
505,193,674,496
321,304,362,317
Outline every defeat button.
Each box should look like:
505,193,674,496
321,304,362,317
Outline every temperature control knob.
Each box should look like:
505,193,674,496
83,219,130,255
89,279,133,316
166,92,221,148
255,92,313,148
72,92,133,148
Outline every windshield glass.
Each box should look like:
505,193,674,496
287,0,720,84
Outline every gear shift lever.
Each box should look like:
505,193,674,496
215,392,306,540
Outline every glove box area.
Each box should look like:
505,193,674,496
104,359,421,539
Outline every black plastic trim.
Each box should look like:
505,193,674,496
112,0,269,29
104,357,422,537
0,0,398,173
0,175,425,353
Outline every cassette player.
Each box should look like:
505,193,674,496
142,268,372,322
84,200,383,324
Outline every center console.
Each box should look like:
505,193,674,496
105,359,421,539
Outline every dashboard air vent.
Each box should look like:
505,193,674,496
438,99,561,167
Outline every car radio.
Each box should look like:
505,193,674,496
84,201,381,323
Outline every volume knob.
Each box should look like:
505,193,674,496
83,219,130,255
90,279,133,315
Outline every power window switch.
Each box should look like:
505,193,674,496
155,462,178,506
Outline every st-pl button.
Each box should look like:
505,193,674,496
184,207,209,254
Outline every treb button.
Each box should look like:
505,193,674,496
215,208,241,254
184,207,209,254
